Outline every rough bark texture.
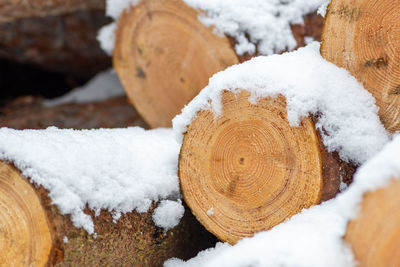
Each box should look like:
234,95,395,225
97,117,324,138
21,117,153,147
0,0,105,22
0,162,217,266
0,96,148,129
0,10,111,77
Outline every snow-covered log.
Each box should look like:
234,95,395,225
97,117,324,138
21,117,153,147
0,0,104,22
0,161,215,266
345,176,400,267
321,0,400,133
178,90,354,244
111,0,324,128
174,43,389,245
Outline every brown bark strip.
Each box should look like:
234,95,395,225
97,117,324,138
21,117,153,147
0,0,105,22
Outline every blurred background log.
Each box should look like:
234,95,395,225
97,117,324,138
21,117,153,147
0,0,104,22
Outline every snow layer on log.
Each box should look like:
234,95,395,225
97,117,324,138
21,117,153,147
173,42,389,164
0,127,181,233
98,0,329,55
166,134,400,267
183,0,329,55
153,200,185,231
44,69,125,106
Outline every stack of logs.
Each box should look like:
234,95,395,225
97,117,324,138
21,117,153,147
1,0,399,266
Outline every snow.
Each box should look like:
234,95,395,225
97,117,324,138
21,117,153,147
63,236,69,244
44,69,125,107
173,42,389,165
0,127,181,234
183,0,330,55
317,1,330,17
206,208,214,216
98,0,330,56
166,135,400,267
106,0,141,20
97,0,141,55
153,200,185,231
97,23,117,56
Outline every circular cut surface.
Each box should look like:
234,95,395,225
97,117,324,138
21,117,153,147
114,0,238,128
321,0,400,133
0,162,52,266
345,177,400,267
179,91,323,244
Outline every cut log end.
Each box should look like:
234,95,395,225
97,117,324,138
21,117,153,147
345,177,400,267
321,0,400,133
0,162,52,266
179,91,324,244
113,0,239,128
0,161,218,265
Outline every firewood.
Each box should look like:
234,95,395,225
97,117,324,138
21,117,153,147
179,91,353,244
113,0,324,128
321,0,400,133
345,177,400,267
0,0,104,22
0,10,110,77
0,161,216,266
113,0,238,128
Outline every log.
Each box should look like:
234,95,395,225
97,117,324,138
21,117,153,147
0,10,111,77
345,177,400,267
0,96,148,130
0,161,217,266
321,0,400,133
0,0,104,22
179,90,354,244
113,0,238,128
113,0,324,128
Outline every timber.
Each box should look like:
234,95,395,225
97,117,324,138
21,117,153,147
345,177,400,267
0,10,110,77
0,161,216,266
321,0,400,133
179,91,353,244
0,0,105,22
113,0,324,128
114,0,239,128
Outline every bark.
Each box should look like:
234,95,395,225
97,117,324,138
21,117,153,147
0,10,111,77
179,91,355,244
0,96,148,129
0,161,217,266
0,0,105,22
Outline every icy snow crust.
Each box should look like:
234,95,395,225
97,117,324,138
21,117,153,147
166,135,400,267
173,43,389,164
98,0,329,56
0,127,180,233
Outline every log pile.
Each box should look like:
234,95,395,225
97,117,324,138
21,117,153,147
1,0,400,265
113,0,324,127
